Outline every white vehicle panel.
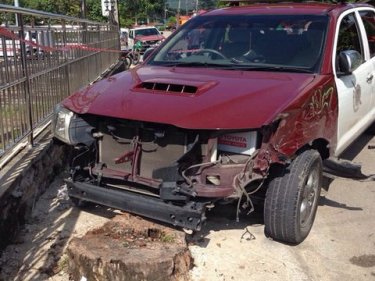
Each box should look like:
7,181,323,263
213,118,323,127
334,8,375,155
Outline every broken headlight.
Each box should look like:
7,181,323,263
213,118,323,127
52,104,75,144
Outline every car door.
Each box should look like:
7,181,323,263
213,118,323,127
334,10,375,155
358,8,375,117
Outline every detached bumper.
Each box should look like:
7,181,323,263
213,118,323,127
65,179,206,230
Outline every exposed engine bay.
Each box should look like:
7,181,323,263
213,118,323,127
65,114,265,230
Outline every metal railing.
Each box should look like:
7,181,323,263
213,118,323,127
0,4,120,164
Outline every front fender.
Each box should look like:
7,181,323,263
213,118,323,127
254,76,338,172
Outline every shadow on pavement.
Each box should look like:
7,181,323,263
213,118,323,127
0,176,116,281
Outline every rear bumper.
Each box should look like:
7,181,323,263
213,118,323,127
65,179,206,230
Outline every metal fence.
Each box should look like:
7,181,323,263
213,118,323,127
0,4,120,164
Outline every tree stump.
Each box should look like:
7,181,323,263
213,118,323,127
66,214,192,281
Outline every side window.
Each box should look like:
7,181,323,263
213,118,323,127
359,10,375,58
336,13,364,60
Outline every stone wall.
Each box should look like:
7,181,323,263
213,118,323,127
0,133,69,252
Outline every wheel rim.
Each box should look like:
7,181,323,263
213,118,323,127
300,167,319,227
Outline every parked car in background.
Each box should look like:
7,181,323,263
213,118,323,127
0,29,51,58
128,26,164,53
53,1,375,244
120,28,129,50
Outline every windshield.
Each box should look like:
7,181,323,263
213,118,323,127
149,14,328,73
135,28,160,37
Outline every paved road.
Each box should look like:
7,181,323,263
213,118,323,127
0,133,374,281
189,132,375,281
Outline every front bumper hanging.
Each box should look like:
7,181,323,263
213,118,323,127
65,179,207,230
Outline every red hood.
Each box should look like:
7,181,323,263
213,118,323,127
63,66,316,130
135,34,164,42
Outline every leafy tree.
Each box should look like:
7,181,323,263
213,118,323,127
166,15,176,28
2,0,166,27
199,0,218,10
21,0,80,16
86,0,107,22
120,0,164,26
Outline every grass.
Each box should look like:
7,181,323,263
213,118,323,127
160,232,176,243
57,254,69,273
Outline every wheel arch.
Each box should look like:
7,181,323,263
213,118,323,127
295,138,330,160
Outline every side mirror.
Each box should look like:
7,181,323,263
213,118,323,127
160,31,164,35
143,48,155,61
338,50,362,75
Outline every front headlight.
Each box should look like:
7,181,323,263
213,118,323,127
52,104,75,144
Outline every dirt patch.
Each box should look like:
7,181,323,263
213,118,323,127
0,177,113,281
350,255,375,268
66,214,192,281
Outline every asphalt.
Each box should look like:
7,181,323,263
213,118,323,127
189,132,375,281
0,132,374,281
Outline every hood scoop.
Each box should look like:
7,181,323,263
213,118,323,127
138,82,198,94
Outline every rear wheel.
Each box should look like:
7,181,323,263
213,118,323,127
264,150,322,244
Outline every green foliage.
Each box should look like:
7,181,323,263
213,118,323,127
21,0,81,16
86,0,107,22
120,0,165,27
160,232,175,243
166,16,176,28
57,254,69,272
199,0,218,10
167,16,176,24
4,0,165,27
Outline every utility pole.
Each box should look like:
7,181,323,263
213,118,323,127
81,0,87,18
164,1,167,23
195,0,199,12
14,0,19,26
176,0,181,28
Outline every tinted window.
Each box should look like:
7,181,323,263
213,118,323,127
149,15,328,73
135,28,160,37
359,10,375,58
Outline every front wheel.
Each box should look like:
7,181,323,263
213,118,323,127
264,150,322,244
132,51,141,65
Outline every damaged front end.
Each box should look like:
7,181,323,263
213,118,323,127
53,106,268,231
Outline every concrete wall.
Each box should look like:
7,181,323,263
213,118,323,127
0,132,70,252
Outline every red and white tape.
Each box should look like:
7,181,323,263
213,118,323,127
0,26,122,54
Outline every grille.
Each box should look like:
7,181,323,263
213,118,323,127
145,40,159,45
98,121,190,178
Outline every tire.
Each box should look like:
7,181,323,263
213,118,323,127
124,56,132,69
264,150,322,244
132,51,140,65
365,121,375,135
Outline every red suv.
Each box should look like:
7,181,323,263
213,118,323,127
53,2,375,244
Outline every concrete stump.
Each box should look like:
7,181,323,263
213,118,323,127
66,214,192,281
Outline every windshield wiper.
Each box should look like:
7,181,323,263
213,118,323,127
159,61,232,68
226,64,314,73
154,62,313,73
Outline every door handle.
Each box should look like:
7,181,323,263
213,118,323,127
367,73,374,83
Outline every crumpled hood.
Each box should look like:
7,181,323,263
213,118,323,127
63,66,316,129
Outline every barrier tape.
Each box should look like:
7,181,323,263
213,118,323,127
0,26,123,54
